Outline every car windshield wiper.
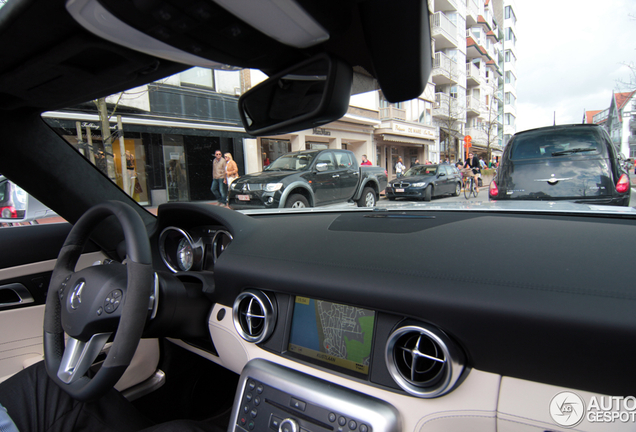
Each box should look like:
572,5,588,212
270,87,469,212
551,147,597,156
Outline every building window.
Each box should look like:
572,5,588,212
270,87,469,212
504,50,516,67
505,28,516,45
505,71,516,85
261,138,291,166
505,113,516,126
179,67,214,89
505,92,516,106
505,6,516,24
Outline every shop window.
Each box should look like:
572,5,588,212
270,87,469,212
261,138,291,166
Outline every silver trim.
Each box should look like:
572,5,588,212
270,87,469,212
148,273,159,320
232,289,276,343
229,359,400,432
385,324,465,398
158,227,203,273
58,333,112,384
0,283,35,308
212,229,233,263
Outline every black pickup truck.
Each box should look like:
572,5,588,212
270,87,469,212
228,149,387,209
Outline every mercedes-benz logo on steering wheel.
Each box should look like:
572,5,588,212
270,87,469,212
70,281,85,310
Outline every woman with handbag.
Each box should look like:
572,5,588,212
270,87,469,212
224,153,239,207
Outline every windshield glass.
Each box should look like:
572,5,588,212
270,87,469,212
404,166,438,177
264,152,319,171
35,0,635,213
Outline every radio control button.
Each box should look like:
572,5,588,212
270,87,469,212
338,416,347,426
359,424,368,432
280,418,299,432
348,420,357,430
254,396,261,406
270,415,282,430
245,392,253,402
250,408,258,418
290,398,306,411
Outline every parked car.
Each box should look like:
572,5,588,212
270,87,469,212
228,149,387,209
385,164,462,201
0,175,26,219
0,2,635,432
489,124,631,206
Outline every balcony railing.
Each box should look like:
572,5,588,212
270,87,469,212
432,52,458,82
465,127,488,144
379,106,406,121
468,0,479,20
628,135,636,145
431,12,458,47
433,93,460,118
466,96,481,114
466,63,481,85
593,109,609,124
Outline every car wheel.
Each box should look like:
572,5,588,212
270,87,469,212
453,182,461,196
285,194,309,208
357,187,376,207
424,185,432,201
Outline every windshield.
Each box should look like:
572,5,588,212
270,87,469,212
404,166,437,177
31,0,635,215
264,152,319,172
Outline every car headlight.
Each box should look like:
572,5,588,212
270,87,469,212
231,182,241,190
412,182,426,187
264,183,283,192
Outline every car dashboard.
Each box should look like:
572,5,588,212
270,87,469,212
147,203,636,432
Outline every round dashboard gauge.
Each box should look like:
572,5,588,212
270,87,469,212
212,230,233,263
159,227,203,273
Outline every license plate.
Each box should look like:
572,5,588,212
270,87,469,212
237,194,250,201
395,188,404,193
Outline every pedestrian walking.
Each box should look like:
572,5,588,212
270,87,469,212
395,157,406,178
210,150,227,205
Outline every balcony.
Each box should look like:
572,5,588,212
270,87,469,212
466,97,481,117
629,135,636,145
465,127,488,146
466,0,479,26
433,93,461,119
593,109,609,124
431,12,458,50
379,106,406,121
431,52,458,85
434,0,457,13
466,63,481,87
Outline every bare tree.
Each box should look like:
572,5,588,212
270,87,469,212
615,61,636,92
482,90,501,162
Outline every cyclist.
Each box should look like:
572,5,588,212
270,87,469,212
463,152,481,194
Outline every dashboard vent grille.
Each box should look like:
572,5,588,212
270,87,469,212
385,324,465,398
232,290,276,344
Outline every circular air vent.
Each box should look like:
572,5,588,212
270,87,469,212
232,289,276,343
385,323,465,398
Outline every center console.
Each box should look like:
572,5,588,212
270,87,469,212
229,359,400,432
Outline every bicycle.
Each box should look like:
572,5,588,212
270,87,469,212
462,171,479,199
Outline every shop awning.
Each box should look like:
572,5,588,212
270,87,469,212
381,134,434,146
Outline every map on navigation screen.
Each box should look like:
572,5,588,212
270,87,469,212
288,296,375,375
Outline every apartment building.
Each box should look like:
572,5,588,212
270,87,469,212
430,0,507,163
502,0,518,146
589,90,636,158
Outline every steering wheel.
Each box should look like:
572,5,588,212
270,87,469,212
44,201,154,402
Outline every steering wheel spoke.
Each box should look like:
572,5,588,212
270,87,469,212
58,333,112,384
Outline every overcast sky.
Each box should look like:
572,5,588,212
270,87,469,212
514,0,636,132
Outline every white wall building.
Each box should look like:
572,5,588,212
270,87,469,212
502,0,518,145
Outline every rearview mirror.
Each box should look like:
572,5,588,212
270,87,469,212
239,53,353,136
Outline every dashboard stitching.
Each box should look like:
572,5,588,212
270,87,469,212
228,252,636,301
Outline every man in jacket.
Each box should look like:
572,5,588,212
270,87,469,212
210,150,226,205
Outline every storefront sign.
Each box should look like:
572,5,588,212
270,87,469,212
392,123,436,139
312,127,331,136
81,122,117,130
170,152,180,160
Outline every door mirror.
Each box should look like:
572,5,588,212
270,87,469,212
239,53,353,136
316,163,329,172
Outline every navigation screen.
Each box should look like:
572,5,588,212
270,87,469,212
288,297,375,375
